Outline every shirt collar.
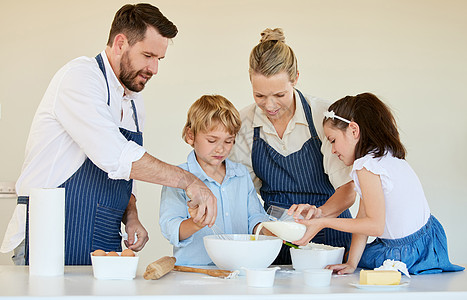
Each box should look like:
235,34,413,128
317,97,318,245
101,50,139,100
293,90,308,125
186,150,244,184
251,89,308,133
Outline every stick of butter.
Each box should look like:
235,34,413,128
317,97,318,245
359,270,401,285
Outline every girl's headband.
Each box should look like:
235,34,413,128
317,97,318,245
323,110,351,124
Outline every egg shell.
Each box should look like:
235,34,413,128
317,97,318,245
92,249,107,256
107,251,119,256
121,249,135,257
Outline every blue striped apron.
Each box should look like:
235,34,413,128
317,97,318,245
252,89,351,264
20,53,143,265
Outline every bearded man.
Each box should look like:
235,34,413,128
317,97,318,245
1,3,217,265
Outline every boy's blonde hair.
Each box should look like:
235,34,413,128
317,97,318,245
182,95,241,143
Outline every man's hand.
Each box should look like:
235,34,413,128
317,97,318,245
122,195,149,251
124,217,149,251
185,177,217,227
130,153,218,227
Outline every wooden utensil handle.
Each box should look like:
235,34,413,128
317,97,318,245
174,265,233,278
144,256,176,280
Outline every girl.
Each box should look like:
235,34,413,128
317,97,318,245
289,93,464,275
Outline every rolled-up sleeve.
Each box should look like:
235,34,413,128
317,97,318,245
54,63,146,180
159,185,194,247
112,141,146,180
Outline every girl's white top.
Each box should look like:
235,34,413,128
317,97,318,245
351,152,430,239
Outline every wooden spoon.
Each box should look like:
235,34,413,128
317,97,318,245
174,265,238,278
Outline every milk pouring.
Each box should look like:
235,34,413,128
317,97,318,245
261,221,306,241
255,206,307,242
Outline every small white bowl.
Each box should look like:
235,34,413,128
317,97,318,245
303,268,332,287
90,252,139,280
245,267,279,287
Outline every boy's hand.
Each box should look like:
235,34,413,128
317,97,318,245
188,206,206,229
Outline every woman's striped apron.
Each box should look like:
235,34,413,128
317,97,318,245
252,89,351,264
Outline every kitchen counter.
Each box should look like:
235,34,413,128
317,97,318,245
0,265,466,299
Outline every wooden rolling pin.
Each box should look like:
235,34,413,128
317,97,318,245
174,265,237,278
144,256,176,280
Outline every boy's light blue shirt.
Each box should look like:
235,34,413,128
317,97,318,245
159,150,269,266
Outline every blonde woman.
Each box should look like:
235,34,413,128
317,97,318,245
230,28,355,264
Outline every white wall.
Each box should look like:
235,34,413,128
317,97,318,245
1,0,466,268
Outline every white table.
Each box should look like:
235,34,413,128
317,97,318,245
0,265,466,299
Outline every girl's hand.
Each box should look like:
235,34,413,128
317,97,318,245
292,218,324,246
288,204,322,220
326,263,356,275
188,206,206,229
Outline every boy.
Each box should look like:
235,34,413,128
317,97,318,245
159,95,269,265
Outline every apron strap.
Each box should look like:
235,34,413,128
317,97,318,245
295,89,319,138
95,54,111,106
95,54,141,132
130,100,141,133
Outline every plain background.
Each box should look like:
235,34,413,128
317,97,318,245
0,0,466,269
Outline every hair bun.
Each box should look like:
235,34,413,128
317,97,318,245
260,28,285,43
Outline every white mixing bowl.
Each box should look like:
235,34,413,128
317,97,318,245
290,243,345,271
204,234,282,272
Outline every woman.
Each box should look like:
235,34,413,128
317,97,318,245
230,28,355,264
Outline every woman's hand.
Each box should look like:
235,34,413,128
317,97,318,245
288,204,322,220
326,263,356,275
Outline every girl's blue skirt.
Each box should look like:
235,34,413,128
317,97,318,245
359,215,464,274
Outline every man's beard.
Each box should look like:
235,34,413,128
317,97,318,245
119,52,152,92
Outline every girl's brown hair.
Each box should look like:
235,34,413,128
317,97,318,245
324,93,406,160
